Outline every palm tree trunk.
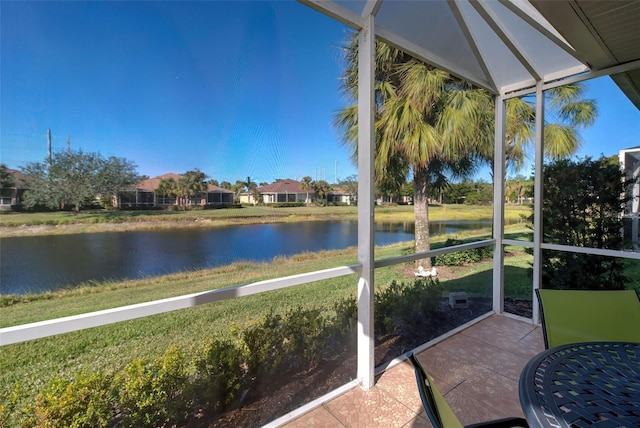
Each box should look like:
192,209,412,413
413,165,431,269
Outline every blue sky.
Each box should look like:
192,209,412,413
2,1,639,184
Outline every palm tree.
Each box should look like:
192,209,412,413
335,36,596,268
179,169,208,207
300,176,313,204
156,177,178,206
335,38,484,268
231,180,247,204
313,179,332,206
477,84,597,177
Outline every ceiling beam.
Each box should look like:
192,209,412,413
362,0,383,18
298,0,363,30
448,0,497,90
499,0,590,66
471,0,542,81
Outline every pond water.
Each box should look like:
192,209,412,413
1,220,496,295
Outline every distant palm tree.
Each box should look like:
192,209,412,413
231,180,247,203
156,177,178,206
300,176,313,204
179,169,207,206
313,180,332,206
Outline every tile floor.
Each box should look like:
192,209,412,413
283,314,543,428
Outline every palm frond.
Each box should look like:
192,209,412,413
547,83,585,108
397,61,448,115
557,99,597,127
544,123,581,159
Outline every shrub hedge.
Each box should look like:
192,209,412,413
1,278,443,427
433,238,493,266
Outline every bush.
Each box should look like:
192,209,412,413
241,307,328,378
31,371,115,428
528,156,631,289
328,297,358,350
282,307,328,369
241,312,288,378
433,239,492,266
15,285,464,427
117,346,191,427
375,278,444,335
269,202,304,208
191,339,246,412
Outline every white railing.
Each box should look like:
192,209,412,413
1,241,493,346
1,265,359,346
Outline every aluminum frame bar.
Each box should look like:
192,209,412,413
492,93,507,314
356,13,376,390
532,80,544,325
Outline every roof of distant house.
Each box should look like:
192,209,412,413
5,167,29,188
257,179,310,194
136,173,232,193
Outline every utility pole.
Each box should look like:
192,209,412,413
335,160,339,184
67,135,71,152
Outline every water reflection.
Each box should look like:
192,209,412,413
1,220,495,294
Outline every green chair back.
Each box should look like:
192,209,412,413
406,352,463,428
406,352,529,427
536,289,640,349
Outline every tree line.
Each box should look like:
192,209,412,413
13,151,141,213
0,156,360,212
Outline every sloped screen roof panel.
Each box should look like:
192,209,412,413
374,1,487,83
313,0,590,94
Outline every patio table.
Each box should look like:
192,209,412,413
519,341,640,427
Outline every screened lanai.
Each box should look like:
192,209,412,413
301,0,640,389
2,1,640,427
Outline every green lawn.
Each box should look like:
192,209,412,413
0,203,532,236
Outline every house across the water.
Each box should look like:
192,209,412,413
240,179,312,205
239,179,355,205
117,173,234,209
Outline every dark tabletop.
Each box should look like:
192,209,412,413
519,341,640,427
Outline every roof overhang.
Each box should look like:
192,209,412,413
300,0,640,106
532,0,640,109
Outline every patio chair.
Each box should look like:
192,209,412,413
536,289,640,349
406,352,529,428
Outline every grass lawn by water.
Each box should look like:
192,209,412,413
0,203,532,237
